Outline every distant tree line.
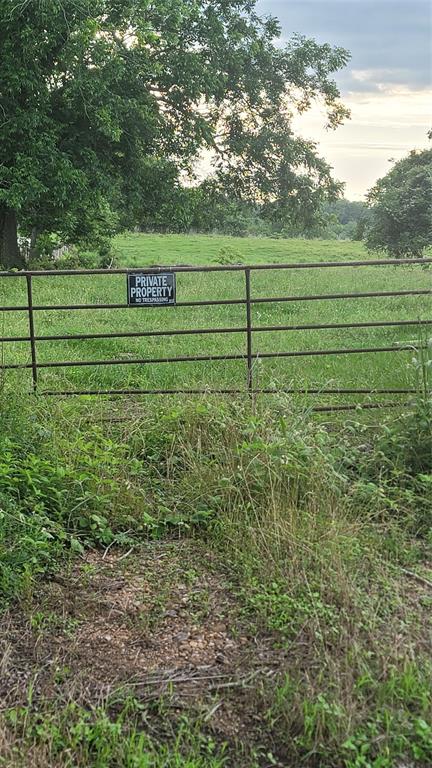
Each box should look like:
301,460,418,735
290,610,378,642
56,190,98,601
132,176,367,241
133,146,432,259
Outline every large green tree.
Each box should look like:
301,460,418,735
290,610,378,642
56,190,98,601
0,0,350,267
365,147,432,259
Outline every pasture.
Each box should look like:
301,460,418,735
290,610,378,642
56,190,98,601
1,233,431,407
1,234,432,767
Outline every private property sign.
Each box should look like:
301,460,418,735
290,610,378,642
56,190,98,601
127,272,176,306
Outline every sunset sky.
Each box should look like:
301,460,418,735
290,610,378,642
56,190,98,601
256,0,432,200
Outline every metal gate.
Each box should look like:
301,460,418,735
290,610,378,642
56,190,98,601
0,257,431,412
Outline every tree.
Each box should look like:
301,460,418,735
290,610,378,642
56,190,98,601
364,147,432,258
319,199,366,240
0,0,350,268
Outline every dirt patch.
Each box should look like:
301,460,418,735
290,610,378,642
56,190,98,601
0,540,282,750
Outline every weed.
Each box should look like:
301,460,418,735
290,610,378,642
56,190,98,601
29,610,80,638
0,377,431,766
3,696,229,768
213,245,244,265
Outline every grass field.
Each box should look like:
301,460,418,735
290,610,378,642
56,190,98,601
1,234,431,767
1,233,431,406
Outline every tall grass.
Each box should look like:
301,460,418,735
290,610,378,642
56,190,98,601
0,345,431,765
123,400,431,765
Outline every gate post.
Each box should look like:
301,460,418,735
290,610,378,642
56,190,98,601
245,267,253,395
26,274,38,394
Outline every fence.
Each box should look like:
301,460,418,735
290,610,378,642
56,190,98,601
0,257,431,412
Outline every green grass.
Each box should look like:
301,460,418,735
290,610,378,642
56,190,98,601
1,235,431,766
1,233,431,403
2,696,230,768
114,231,367,266
0,392,431,766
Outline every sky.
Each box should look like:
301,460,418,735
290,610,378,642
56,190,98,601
256,0,432,199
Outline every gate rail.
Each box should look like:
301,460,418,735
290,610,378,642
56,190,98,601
0,257,431,412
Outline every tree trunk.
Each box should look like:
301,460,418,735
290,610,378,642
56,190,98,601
0,206,25,269
29,226,39,263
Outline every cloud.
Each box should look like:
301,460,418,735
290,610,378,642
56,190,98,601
291,87,432,198
256,0,432,93
348,68,427,93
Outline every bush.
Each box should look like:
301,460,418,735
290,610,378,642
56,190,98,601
213,246,244,265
